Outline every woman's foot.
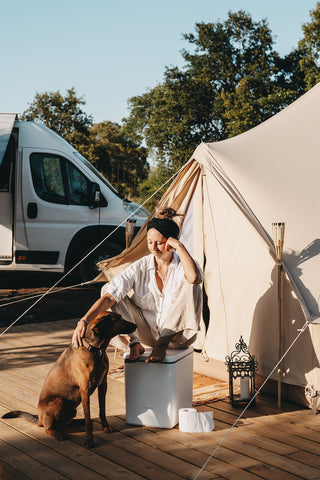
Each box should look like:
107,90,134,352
145,345,166,363
125,342,145,363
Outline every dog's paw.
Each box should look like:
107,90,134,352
46,428,65,441
103,424,115,433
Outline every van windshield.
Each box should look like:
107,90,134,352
73,151,119,196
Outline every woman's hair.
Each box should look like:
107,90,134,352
154,207,178,220
147,207,182,239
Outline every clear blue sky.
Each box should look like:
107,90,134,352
1,0,318,124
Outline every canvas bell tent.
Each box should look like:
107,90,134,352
97,82,320,407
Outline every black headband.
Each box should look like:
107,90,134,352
147,217,180,239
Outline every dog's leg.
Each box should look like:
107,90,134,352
98,375,114,433
80,389,94,448
38,398,66,441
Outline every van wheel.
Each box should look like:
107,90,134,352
78,242,123,282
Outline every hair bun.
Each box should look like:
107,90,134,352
155,207,177,220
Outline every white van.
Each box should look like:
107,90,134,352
0,114,149,281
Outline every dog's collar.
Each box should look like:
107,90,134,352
82,338,104,357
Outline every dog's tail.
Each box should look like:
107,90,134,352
2,410,38,424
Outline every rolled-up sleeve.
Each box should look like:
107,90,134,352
102,260,141,303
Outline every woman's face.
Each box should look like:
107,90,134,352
147,228,172,259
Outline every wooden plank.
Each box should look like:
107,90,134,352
2,319,320,480
0,436,68,480
247,410,320,444
2,400,208,480
196,405,299,456
287,450,320,469
0,460,29,480
0,326,71,346
1,318,75,336
211,401,320,455
96,427,215,480
0,371,43,396
0,413,145,480
191,426,320,479
0,378,40,407
132,409,320,480
0,390,38,416
0,334,66,364
191,404,320,478
110,417,263,480
239,419,320,456
0,370,43,391
70,431,188,480
246,463,305,480
119,419,259,470
0,351,53,377
186,426,305,480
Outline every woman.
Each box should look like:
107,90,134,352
72,208,203,363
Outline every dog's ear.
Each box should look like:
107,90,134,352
95,312,110,321
90,314,111,335
108,312,123,322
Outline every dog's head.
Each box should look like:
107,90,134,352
85,312,136,347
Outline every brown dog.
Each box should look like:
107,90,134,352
2,312,136,447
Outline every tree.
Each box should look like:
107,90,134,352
124,6,320,178
22,88,93,143
124,11,283,168
294,2,320,90
89,121,149,199
137,161,177,210
22,89,149,199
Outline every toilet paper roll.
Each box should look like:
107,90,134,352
179,408,215,432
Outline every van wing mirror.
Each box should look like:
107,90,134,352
89,182,101,209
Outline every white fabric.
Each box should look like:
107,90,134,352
103,253,190,331
196,82,320,322
109,282,202,349
96,82,320,404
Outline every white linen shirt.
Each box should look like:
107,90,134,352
104,253,187,333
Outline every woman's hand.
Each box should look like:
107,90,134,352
72,318,87,348
71,293,116,349
165,237,202,284
165,237,180,251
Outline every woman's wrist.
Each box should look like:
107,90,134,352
78,318,88,326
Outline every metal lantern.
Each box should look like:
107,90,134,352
225,336,258,406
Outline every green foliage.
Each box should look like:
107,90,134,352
297,2,320,89
124,10,284,167
22,89,148,199
21,4,320,205
89,121,149,199
124,5,320,196
22,88,93,140
138,161,177,211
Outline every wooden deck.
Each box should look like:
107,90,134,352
1,319,320,480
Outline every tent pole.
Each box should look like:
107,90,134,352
272,222,285,409
277,262,282,408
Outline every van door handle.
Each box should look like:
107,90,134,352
27,202,38,219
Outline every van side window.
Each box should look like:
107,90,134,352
66,162,90,206
30,153,92,206
30,153,66,204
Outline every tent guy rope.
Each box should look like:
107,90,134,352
0,280,93,308
0,165,184,337
192,320,310,480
